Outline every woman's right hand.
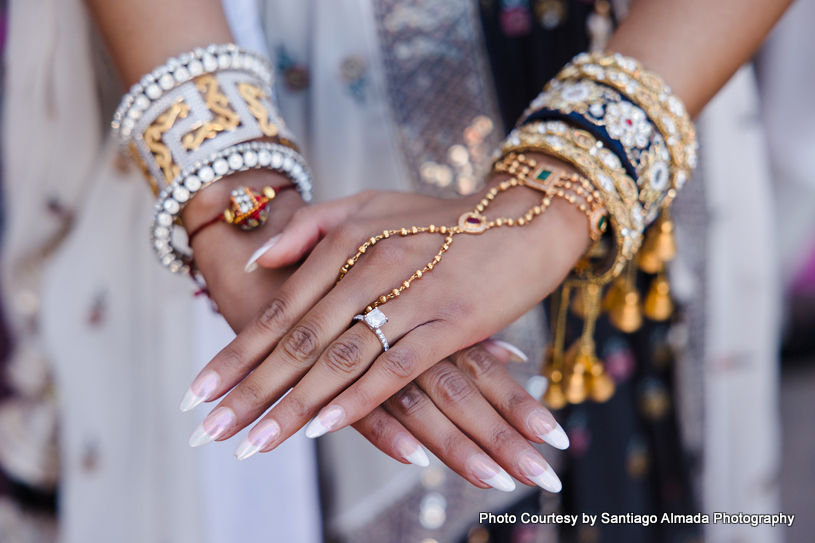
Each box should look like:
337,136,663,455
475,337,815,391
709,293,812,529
184,176,568,493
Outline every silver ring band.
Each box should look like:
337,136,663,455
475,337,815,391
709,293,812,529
353,308,389,352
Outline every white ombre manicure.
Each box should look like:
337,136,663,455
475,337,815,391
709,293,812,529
527,410,570,450
179,370,221,412
245,233,282,273
482,338,529,363
517,449,562,493
234,419,281,461
466,454,516,492
393,434,430,467
188,407,236,448
305,405,345,438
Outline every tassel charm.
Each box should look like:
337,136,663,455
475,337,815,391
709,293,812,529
644,270,674,321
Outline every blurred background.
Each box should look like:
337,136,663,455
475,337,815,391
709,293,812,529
0,0,813,542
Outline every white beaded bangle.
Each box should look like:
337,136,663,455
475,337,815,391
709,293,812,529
112,44,274,143
151,141,314,276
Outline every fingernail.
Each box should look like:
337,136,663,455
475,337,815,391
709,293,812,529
517,449,562,493
482,338,529,363
189,407,236,448
305,405,345,438
527,410,569,450
393,433,430,467
466,454,516,492
245,233,282,273
180,370,221,412
234,419,281,461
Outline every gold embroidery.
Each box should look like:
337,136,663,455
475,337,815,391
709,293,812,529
182,75,241,151
238,83,279,137
144,100,191,183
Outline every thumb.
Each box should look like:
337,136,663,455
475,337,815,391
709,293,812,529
245,191,375,272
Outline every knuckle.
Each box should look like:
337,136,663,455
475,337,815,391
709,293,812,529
323,337,365,375
490,426,519,450
458,346,495,379
364,412,390,442
218,342,251,370
332,222,365,248
434,299,471,325
281,323,322,365
230,379,269,409
391,383,425,417
368,241,410,269
283,394,312,420
429,364,475,405
380,347,419,379
501,387,532,415
256,298,289,334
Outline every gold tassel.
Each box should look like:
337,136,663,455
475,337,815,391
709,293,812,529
541,285,571,410
639,211,677,273
586,354,616,403
570,283,601,319
643,270,674,321
609,287,643,332
563,343,588,405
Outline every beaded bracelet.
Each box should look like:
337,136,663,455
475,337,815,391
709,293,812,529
151,141,313,276
498,121,644,281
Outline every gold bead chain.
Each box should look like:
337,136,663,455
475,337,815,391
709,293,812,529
337,154,599,314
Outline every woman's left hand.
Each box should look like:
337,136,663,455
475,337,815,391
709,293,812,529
184,173,589,456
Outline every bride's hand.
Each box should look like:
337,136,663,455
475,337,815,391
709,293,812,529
186,162,587,490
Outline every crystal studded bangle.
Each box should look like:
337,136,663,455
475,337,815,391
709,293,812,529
112,43,300,196
112,44,273,143
151,141,313,276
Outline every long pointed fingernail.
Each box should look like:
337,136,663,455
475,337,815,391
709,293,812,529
245,233,282,273
305,405,345,438
180,370,221,412
393,433,430,467
466,454,515,492
482,338,529,363
517,449,562,493
527,410,569,450
234,419,281,461
189,407,236,448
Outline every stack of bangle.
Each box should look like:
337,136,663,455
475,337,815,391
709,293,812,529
112,44,315,280
492,51,697,408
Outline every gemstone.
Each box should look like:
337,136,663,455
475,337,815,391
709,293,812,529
173,67,191,83
163,199,180,213
184,175,202,191
154,226,170,238
217,54,231,70
258,150,272,166
172,186,190,203
365,308,388,329
228,153,244,170
271,153,283,168
202,53,218,72
243,151,258,167
213,158,229,175
282,157,294,171
536,169,552,181
157,212,172,227
188,60,204,77
561,82,591,103
597,172,615,192
145,84,161,100
649,161,670,191
198,166,215,182
158,73,175,91
134,94,150,110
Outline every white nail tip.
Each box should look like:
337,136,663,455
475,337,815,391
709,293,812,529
188,423,217,448
529,464,562,493
234,438,262,461
488,339,529,363
179,389,205,412
542,423,570,450
244,234,282,273
404,447,430,467
304,417,328,439
482,469,516,492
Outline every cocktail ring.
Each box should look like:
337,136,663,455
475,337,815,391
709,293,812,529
353,308,389,352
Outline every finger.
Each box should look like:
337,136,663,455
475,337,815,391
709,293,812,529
415,360,561,492
302,319,456,438
179,219,371,413
384,381,514,492
451,345,569,450
247,191,376,271
351,407,430,467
